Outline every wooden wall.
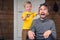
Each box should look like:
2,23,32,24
0,0,13,40
46,0,60,40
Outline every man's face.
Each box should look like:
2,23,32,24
25,4,32,12
39,6,49,19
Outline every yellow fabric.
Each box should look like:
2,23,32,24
22,11,37,29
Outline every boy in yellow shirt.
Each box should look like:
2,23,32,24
22,1,37,40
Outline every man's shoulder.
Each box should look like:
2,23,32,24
47,18,55,23
33,18,40,22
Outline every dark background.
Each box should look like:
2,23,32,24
46,0,60,40
0,0,13,40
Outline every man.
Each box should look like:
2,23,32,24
28,3,56,40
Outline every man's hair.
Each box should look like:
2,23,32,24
24,1,32,7
40,3,50,12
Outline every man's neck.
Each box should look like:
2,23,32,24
40,18,44,20
40,17,47,20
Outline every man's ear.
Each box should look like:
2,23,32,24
47,13,49,15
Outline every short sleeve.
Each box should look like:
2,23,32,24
33,12,37,17
21,12,29,20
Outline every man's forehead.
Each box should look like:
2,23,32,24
40,5,48,9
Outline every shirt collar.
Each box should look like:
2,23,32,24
39,17,48,22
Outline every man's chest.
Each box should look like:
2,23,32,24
35,21,51,32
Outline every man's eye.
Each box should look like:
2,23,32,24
40,9,42,10
44,8,48,10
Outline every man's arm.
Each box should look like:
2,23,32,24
28,30,35,39
50,21,56,39
43,21,56,39
28,20,36,39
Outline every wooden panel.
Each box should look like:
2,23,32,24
0,0,13,40
46,0,60,40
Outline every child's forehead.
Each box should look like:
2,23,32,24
25,3,32,6
24,4,32,7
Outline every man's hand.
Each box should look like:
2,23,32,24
43,30,52,39
28,30,35,39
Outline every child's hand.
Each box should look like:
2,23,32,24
22,14,30,21
28,30,35,39
26,14,30,17
43,30,52,39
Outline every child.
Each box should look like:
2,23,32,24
28,3,56,40
22,1,37,40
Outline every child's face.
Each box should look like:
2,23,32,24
25,4,32,12
39,6,49,19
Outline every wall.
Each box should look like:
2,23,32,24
0,0,13,40
46,0,60,40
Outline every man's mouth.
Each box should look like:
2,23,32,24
41,12,45,16
41,14,45,15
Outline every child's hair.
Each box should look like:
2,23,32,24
40,3,50,12
24,1,32,7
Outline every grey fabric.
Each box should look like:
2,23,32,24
30,18,56,39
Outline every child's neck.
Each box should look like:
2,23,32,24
25,10,31,12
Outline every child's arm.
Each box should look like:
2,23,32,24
22,16,27,21
22,13,30,21
33,12,37,17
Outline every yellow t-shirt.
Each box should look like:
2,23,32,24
22,11,37,29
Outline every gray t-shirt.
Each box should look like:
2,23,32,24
30,18,56,39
